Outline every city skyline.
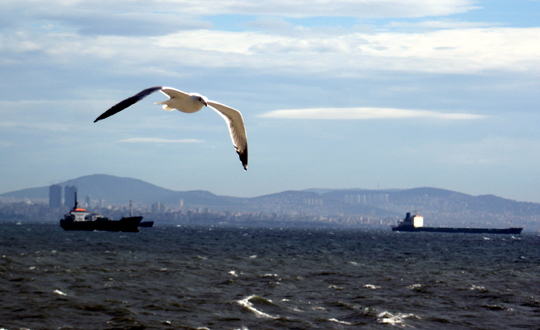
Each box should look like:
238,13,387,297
2,175,538,231
1,1,540,203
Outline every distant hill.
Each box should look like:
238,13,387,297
0,174,247,208
0,174,174,204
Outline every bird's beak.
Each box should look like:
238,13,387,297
204,101,208,107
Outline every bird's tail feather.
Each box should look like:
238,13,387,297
155,101,175,111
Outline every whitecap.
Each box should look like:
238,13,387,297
364,284,381,289
237,295,278,319
229,270,238,277
249,255,257,259
233,326,249,330
470,285,486,291
53,289,67,296
377,311,419,325
378,311,401,325
328,318,352,325
407,284,422,289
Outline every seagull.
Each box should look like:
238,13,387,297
94,86,248,170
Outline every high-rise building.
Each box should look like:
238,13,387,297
151,201,162,213
49,184,62,208
64,185,78,208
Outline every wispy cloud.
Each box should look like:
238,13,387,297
386,20,497,30
119,138,205,144
0,0,478,28
0,121,70,131
259,107,484,120
177,0,477,18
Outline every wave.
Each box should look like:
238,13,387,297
377,311,421,326
236,295,279,319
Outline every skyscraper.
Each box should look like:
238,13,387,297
64,185,77,208
49,184,62,208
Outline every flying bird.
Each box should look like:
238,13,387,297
94,86,248,170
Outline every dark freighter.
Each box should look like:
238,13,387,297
392,212,523,235
60,194,143,232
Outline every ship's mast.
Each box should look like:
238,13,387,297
73,192,78,210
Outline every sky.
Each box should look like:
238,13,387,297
1,0,540,203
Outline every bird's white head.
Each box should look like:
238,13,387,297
190,93,208,107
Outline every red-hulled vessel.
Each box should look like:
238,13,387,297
60,193,142,232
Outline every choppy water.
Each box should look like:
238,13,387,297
1,222,539,329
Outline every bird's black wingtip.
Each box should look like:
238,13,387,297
238,148,248,171
94,115,107,123
93,86,163,124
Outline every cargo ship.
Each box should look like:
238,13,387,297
60,194,142,232
391,212,523,234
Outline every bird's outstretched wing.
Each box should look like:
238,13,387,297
94,86,163,123
207,101,248,170
160,87,191,100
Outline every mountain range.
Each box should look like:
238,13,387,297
0,174,472,208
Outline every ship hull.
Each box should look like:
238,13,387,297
60,216,143,232
392,226,523,234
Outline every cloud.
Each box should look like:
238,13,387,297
0,121,70,132
4,25,539,77
166,0,478,18
118,138,205,144
70,13,212,36
0,0,535,76
259,107,484,120
386,20,497,30
0,0,479,28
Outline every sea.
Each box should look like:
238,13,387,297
1,222,539,330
